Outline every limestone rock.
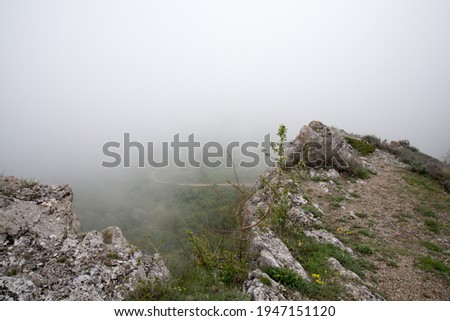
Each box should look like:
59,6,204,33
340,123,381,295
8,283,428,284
250,229,310,281
304,229,354,255
243,269,287,301
0,176,170,301
328,258,383,301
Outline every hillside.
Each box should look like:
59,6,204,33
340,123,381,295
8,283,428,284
1,121,449,301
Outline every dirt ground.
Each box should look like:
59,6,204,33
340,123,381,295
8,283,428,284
301,151,450,300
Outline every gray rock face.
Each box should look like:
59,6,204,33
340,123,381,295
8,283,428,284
0,176,170,301
250,229,310,281
327,258,383,301
304,229,354,255
243,269,287,301
285,121,359,171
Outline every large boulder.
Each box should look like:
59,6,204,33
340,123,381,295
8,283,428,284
285,120,356,170
0,176,170,301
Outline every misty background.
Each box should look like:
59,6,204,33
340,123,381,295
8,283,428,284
1,0,450,184
1,1,450,257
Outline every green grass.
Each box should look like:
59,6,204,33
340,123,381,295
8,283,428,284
258,275,272,286
330,194,345,209
359,229,376,238
349,191,360,198
263,266,343,300
420,241,442,253
331,195,345,203
415,205,437,218
302,194,313,202
127,266,250,301
355,244,375,255
312,175,329,182
417,256,450,281
403,174,442,193
424,220,440,233
282,231,372,281
301,204,322,218
355,212,368,218
107,251,120,260
345,137,376,156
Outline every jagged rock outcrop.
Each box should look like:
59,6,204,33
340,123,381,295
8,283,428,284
304,229,354,255
243,269,288,301
327,258,382,301
243,121,383,301
285,121,359,171
0,176,170,301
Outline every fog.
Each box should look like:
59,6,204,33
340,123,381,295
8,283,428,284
1,0,450,184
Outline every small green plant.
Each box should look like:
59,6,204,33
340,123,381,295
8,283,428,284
420,241,442,252
355,212,368,218
355,244,375,255
258,275,272,286
57,256,67,263
415,206,437,218
359,229,376,238
268,124,288,169
330,194,345,209
331,195,345,203
262,266,341,300
20,179,37,189
271,190,290,234
386,259,399,268
108,251,120,260
186,230,249,286
302,194,313,202
102,228,113,244
418,256,450,279
6,267,18,276
345,158,371,179
312,175,329,182
349,191,360,198
127,278,174,300
424,220,440,233
301,204,322,218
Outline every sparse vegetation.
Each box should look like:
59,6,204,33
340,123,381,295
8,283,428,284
301,204,322,218
268,124,288,169
263,266,342,300
270,190,290,234
330,194,345,209
344,158,371,179
312,175,329,182
102,228,113,244
355,212,368,218
345,137,376,156
363,135,450,191
415,205,437,218
6,267,18,276
349,191,360,198
355,244,375,255
258,275,272,286
424,220,440,233
359,229,376,238
108,251,120,260
417,256,450,281
420,241,443,253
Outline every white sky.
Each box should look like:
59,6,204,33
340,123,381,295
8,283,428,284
1,0,449,182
